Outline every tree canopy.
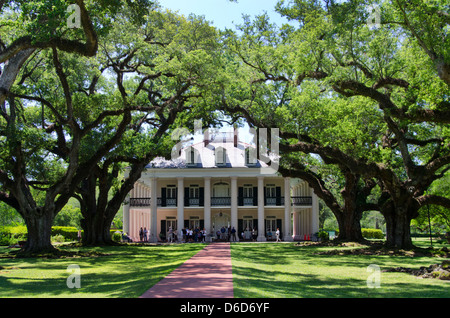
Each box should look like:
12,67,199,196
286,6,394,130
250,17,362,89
219,0,449,248
0,0,448,252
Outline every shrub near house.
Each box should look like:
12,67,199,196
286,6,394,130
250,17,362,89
317,228,384,242
51,226,80,241
0,225,27,246
1,226,79,245
362,228,384,239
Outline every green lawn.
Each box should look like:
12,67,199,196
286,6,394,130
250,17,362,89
0,239,448,298
230,240,450,298
0,243,206,298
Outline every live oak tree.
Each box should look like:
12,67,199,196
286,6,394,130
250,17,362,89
220,0,450,248
282,0,450,248
412,170,450,234
296,0,450,248
382,0,450,87
0,0,151,106
0,0,233,251
0,0,153,253
219,13,384,242
72,9,223,246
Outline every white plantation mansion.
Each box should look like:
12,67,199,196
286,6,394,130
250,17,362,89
122,128,319,242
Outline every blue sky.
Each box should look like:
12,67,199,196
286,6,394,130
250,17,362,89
159,0,291,30
158,1,290,143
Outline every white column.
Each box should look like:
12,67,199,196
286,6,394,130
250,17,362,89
301,211,305,238
312,190,319,235
293,211,299,240
177,177,184,242
284,177,293,241
130,209,135,240
230,176,238,241
150,178,158,243
204,177,211,242
257,176,266,241
303,209,311,238
123,194,130,236
305,210,310,237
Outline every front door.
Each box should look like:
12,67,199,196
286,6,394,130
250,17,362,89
167,219,177,233
265,218,276,239
243,218,253,231
189,218,200,229
212,212,230,232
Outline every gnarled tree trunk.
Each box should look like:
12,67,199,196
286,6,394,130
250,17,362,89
381,197,419,249
335,209,364,242
22,210,55,254
336,171,364,241
81,211,114,246
77,162,146,246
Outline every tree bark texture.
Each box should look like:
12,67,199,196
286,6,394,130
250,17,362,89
22,210,55,254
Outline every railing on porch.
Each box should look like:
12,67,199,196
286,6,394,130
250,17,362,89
165,198,177,206
130,198,151,207
291,196,313,206
130,196,313,207
237,196,285,206
211,197,231,206
265,197,285,206
189,198,200,206
243,197,254,206
130,197,175,207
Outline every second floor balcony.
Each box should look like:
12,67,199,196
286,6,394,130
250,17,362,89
129,195,312,208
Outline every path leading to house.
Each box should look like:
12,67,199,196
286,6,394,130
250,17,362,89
140,242,234,298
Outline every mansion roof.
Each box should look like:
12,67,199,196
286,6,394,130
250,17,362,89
147,133,273,170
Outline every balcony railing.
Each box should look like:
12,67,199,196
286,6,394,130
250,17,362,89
243,197,254,206
160,197,177,207
130,196,313,207
130,198,151,207
265,197,285,206
189,198,200,206
291,196,313,206
211,197,231,206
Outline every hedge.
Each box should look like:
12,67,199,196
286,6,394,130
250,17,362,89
51,226,80,241
1,225,124,245
0,225,27,246
319,228,385,240
361,228,384,239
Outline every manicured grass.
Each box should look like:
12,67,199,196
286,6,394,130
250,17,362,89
0,243,206,298
1,239,448,298
230,241,450,298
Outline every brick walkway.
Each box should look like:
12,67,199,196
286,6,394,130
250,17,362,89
140,242,234,298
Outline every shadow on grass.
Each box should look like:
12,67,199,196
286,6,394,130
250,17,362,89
232,264,450,298
230,243,450,298
0,243,206,298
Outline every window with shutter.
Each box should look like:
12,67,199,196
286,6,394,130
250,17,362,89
215,147,226,166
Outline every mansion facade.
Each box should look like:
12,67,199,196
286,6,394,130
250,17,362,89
122,130,319,242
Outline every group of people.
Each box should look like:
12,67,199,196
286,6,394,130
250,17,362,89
241,228,258,241
139,227,148,242
137,225,281,243
184,227,207,242
165,227,208,243
216,226,237,242
241,228,281,241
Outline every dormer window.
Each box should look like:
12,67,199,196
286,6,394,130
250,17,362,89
186,147,198,166
215,147,226,166
245,147,257,165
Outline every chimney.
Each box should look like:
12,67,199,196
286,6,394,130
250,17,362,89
204,129,210,147
233,126,238,147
